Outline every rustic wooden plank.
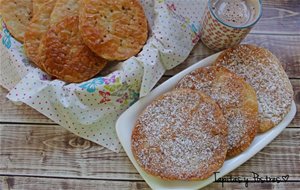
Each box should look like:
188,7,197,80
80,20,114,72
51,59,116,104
165,34,300,78
0,176,149,190
0,87,52,124
291,79,300,128
0,124,140,180
1,176,300,190
0,124,299,180
252,0,300,34
0,1,298,189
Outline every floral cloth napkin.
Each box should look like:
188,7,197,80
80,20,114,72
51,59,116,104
0,0,206,152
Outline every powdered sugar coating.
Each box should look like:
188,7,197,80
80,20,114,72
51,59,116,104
177,66,258,157
214,44,294,132
131,89,228,180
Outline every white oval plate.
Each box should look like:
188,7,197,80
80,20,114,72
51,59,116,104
116,52,296,190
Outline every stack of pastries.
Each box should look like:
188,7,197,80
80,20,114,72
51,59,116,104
131,44,294,180
0,0,148,83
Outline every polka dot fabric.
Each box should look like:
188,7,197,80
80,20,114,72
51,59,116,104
0,1,207,152
138,0,206,96
0,16,33,90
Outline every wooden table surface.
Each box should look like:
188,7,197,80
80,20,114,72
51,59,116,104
0,0,299,189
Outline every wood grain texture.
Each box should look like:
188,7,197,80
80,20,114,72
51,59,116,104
0,124,299,180
0,124,140,180
252,0,300,34
0,1,299,189
1,176,300,190
204,181,300,190
0,176,149,190
291,79,300,128
0,87,52,124
165,35,300,78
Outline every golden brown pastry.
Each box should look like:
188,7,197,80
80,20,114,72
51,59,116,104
0,0,33,42
79,0,148,61
24,0,57,68
132,89,228,180
32,0,51,15
50,0,79,25
177,66,258,157
42,16,107,83
214,44,294,132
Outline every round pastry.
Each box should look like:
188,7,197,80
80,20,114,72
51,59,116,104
176,66,258,157
0,0,33,42
50,0,79,25
131,89,228,180
41,16,107,83
79,0,148,61
214,44,294,132
24,0,57,68
32,0,51,16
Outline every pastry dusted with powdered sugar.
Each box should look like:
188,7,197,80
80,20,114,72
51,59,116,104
177,66,259,157
131,89,228,180
214,44,293,132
